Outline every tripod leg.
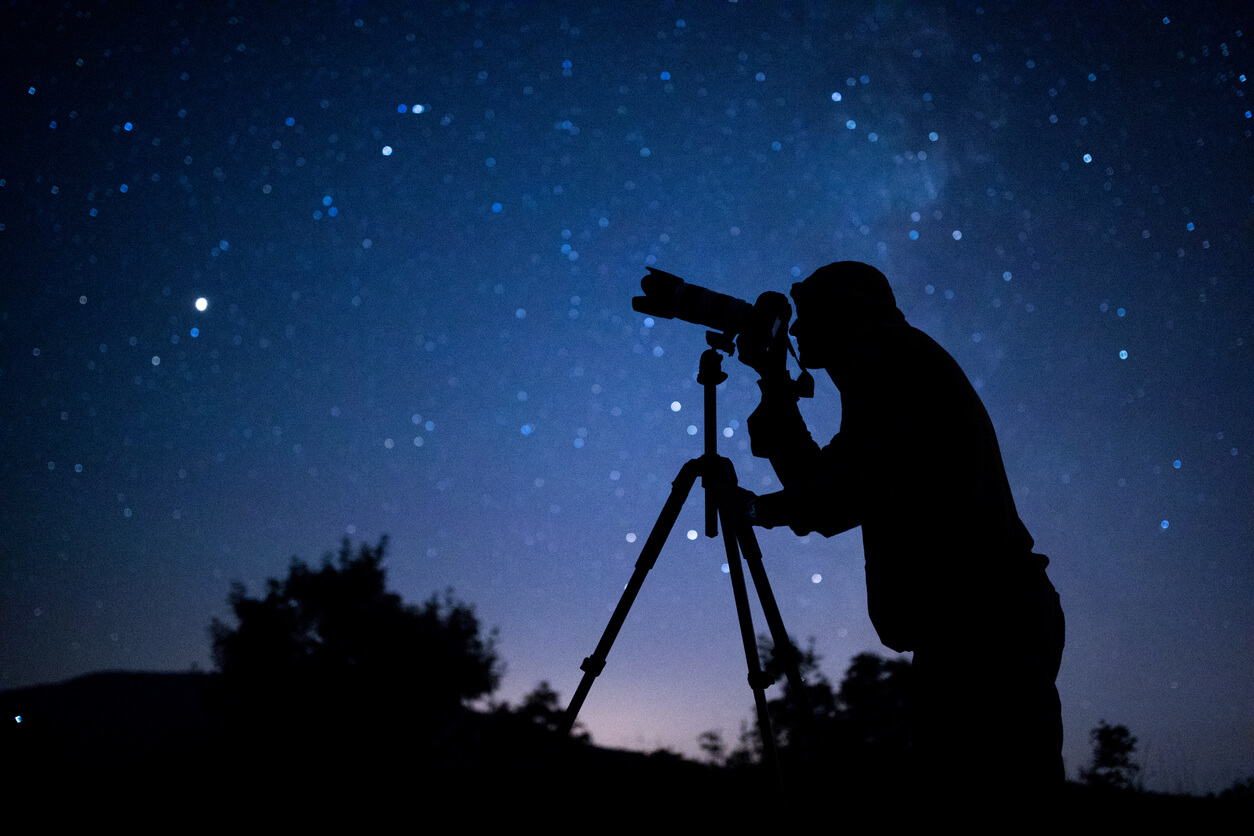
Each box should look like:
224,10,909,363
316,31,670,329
732,517,811,716
717,505,787,807
558,459,702,736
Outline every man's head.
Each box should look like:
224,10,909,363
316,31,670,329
789,261,905,370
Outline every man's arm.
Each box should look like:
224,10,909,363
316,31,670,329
746,376,821,485
743,377,861,536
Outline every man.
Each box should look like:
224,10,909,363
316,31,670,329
732,261,1063,816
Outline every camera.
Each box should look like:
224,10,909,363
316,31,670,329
633,267,812,396
632,267,792,340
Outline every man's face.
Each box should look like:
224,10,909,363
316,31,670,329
789,292,855,372
788,303,827,370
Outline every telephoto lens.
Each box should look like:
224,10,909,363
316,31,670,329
632,268,755,336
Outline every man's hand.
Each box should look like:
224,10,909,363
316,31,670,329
736,291,792,380
707,482,763,526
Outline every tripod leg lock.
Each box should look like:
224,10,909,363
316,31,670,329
579,655,606,677
748,670,776,691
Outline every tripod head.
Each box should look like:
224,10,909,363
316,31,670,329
699,331,733,385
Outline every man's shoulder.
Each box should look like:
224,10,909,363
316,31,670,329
857,322,958,370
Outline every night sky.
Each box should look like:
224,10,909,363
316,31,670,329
2,1,1250,793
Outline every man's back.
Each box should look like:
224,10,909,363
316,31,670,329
835,322,1042,651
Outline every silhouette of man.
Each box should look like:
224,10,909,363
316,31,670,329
731,261,1064,817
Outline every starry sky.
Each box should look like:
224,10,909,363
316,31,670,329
2,1,1250,793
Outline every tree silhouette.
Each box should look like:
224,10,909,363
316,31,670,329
836,651,911,751
760,635,841,761
1219,776,1254,801
697,729,727,765
703,636,830,768
209,537,500,749
1080,720,1141,791
703,639,911,787
505,680,591,743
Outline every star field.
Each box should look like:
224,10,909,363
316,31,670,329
1,2,1250,793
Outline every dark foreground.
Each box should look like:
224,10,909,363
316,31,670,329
1,672,1242,826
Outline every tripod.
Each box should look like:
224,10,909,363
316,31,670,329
558,331,808,801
